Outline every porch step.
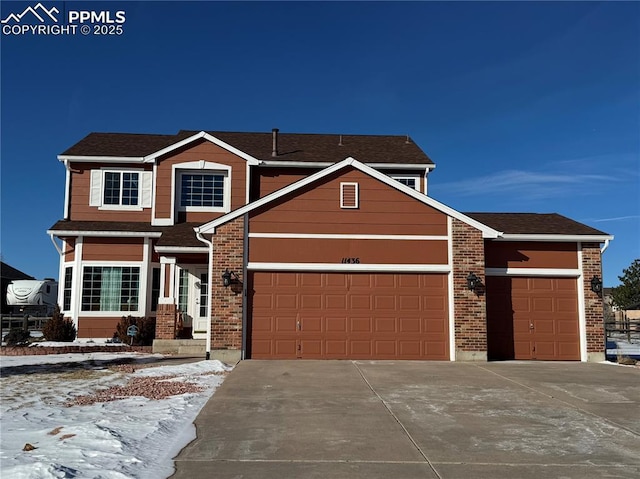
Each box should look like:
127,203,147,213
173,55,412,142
153,339,206,356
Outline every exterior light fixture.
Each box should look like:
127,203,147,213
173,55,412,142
222,269,238,288
590,275,603,294
466,272,480,292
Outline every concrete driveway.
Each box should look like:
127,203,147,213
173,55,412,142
172,361,640,478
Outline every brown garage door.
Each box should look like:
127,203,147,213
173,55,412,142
486,276,580,360
249,272,449,360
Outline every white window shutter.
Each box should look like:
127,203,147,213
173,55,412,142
89,170,102,207
141,171,152,208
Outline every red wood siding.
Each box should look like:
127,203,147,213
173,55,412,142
257,167,320,197
484,241,578,269
77,317,121,338
250,168,447,235
249,238,448,264
68,162,153,222
82,238,144,261
249,272,449,360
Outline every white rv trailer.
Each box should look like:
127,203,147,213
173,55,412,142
6,279,58,315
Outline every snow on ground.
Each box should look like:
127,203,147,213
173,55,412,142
1,353,233,479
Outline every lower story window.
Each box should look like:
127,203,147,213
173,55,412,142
63,267,73,311
81,266,140,312
151,267,160,312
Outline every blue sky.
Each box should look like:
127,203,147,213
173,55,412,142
1,1,638,286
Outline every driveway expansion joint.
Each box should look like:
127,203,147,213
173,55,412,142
351,360,443,479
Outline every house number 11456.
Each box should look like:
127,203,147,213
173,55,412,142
341,257,360,264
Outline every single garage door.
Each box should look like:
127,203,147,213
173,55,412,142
486,276,580,360
249,272,449,360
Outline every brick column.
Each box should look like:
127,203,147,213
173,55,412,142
582,242,606,361
211,216,245,350
451,218,487,361
155,303,177,339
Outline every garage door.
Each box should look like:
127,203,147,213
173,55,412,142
486,276,580,360
249,272,449,360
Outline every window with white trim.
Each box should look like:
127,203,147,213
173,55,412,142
340,182,359,209
392,176,419,190
90,169,152,209
81,266,140,312
178,171,229,211
150,267,161,312
63,267,73,311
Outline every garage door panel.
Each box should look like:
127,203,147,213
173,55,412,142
275,294,297,309
375,295,396,310
325,294,347,310
351,341,372,355
487,276,579,361
375,340,396,356
250,272,449,360
326,317,347,332
351,317,372,333
302,317,322,333
399,295,421,310
275,273,298,287
375,318,397,333
275,316,296,332
399,318,421,333
398,275,420,288
252,316,274,332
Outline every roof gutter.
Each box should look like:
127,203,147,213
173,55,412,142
495,234,614,243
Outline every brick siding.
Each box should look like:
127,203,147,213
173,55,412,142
210,216,245,350
582,242,606,354
155,303,177,339
451,219,487,358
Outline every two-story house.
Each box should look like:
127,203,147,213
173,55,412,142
48,129,612,362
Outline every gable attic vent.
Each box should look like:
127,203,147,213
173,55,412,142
340,182,359,209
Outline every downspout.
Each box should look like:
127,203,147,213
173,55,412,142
241,213,249,359
600,239,610,254
63,160,71,219
196,229,213,360
49,232,63,255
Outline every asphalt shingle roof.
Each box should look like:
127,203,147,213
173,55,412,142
60,130,434,165
48,221,204,248
463,212,609,236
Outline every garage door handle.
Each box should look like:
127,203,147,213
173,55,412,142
529,323,534,330
297,320,301,331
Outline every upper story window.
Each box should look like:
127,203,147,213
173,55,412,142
392,176,419,191
90,169,152,209
173,161,232,214
104,171,139,206
179,172,225,208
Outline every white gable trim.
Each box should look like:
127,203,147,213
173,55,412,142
196,157,501,237
142,131,261,165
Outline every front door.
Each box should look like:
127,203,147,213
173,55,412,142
177,266,209,339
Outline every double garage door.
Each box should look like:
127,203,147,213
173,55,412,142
486,276,580,360
249,272,449,360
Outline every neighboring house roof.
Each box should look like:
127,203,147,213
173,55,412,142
47,221,203,248
197,157,500,238
0,261,34,281
59,130,434,165
464,213,611,238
